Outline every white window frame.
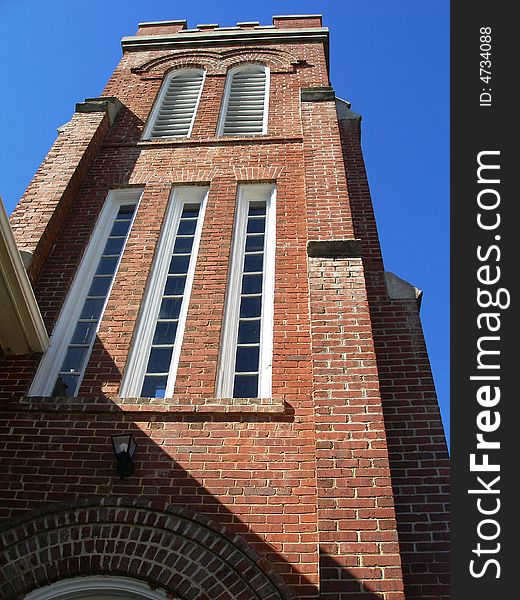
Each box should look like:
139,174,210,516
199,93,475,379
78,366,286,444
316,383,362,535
24,575,173,599
217,64,270,137
119,186,209,398
142,68,206,140
216,184,276,398
28,188,143,397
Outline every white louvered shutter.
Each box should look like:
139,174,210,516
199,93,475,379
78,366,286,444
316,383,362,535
149,70,204,138
222,67,267,135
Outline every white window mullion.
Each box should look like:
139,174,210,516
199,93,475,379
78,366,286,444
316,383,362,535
217,184,276,398
120,186,208,398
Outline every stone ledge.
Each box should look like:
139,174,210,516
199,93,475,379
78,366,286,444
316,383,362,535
385,271,423,310
13,396,285,415
301,86,335,102
121,27,329,51
75,97,123,125
307,239,363,258
102,135,304,151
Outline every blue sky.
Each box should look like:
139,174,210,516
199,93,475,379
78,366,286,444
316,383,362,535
0,1,449,441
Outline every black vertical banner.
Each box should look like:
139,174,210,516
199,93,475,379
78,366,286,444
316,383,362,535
451,3,516,599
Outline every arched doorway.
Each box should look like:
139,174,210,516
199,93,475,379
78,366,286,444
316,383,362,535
0,498,290,600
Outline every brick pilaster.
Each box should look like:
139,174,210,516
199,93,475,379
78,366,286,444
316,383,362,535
9,98,123,283
308,251,405,599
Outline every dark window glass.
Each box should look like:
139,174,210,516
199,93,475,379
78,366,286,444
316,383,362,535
118,204,136,216
182,206,200,218
96,257,118,276
159,297,182,320
146,347,173,374
241,274,263,295
238,319,261,344
245,234,264,252
80,298,104,320
152,321,178,345
141,375,168,398
61,347,89,374
233,374,258,398
169,255,190,274
177,220,197,235
110,220,131,237
235,346,260,373
70,322,97,345
53,374,80,397
248,204,266,216
244,253,264,273
239,296,262,318
246,218,265,234
164,276,186,296
103,237,125,256
173,236,194,254
88,276,112,297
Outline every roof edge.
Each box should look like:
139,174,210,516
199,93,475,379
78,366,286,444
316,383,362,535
0,200,49,354
121,26,329,50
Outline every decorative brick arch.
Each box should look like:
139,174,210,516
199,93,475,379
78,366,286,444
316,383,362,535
131,47,297,78
218,48,297,73
0,498,292,600
131,51,222,76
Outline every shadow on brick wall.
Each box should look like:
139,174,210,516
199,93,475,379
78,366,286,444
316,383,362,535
1,409,392,600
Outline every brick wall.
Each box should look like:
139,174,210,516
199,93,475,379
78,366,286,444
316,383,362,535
338,115,450,599
0,17,448,600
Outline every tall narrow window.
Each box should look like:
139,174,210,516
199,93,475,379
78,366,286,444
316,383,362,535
217,184,276,398
218,65,269,136
120,187,208,399
29,189,143,397
143,69,205,139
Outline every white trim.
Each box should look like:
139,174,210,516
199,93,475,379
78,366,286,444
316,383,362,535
0,199,49,353
216,184,276,398
217,64,269,137
119,186,208,398
260,186,276,396
24,575,173,599
263,66,270,134
28,188,143,397
142,68,205,140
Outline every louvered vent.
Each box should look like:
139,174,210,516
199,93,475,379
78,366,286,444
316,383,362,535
149,70,204,138
222,67,267,135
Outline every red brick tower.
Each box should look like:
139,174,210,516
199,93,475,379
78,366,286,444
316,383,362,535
0,15,449,600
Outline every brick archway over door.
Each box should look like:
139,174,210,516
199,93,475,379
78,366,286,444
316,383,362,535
0,498,292,600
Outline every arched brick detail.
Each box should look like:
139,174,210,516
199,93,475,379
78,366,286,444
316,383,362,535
128,167,221,186
131,48,296,78
0,498,293,600
132,51,222,76
233,166,284,182
218,48,297,73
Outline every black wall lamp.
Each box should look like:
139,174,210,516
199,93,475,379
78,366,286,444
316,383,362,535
111,433,137,479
